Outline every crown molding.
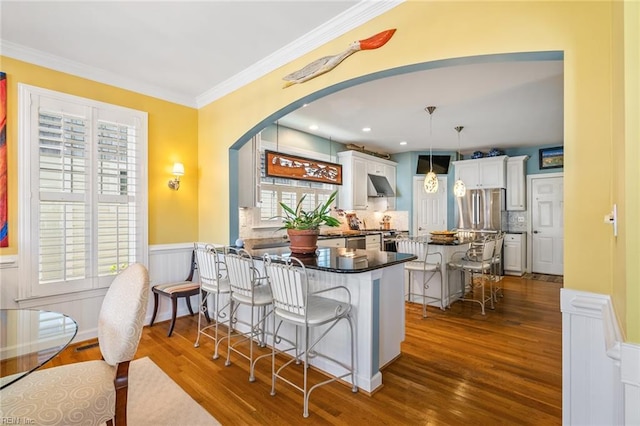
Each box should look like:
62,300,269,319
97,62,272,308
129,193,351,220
0,39,198,107
1,0,403,109
195,0,403,108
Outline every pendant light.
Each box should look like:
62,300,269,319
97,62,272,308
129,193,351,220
423,106,438,193
453,125,467,197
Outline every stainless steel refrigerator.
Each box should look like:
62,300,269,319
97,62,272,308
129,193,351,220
456,188,506,231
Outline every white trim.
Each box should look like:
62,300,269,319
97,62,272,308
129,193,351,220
149,242,195,253
0,40,195,107
16,288,108,309
195,1,403,108
0,255,18,268
561,288,625,425
17,83,149,299
621,343,640,425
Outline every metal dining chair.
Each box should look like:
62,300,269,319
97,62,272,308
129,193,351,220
448,236,496,315
396,237,444,318
263,254,357,418
224,248,273,382
193,242,231,360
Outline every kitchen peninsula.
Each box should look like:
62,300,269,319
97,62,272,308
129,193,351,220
234,246,415,394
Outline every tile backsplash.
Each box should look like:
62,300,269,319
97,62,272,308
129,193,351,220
506,211,529,232
238,206,410,240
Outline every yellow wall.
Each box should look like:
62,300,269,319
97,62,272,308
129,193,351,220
622,0,640,342
198,1,638,340
0,57,199,250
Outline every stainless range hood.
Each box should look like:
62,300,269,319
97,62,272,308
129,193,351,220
367,174,395,197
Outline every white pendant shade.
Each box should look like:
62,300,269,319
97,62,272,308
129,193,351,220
424,171,438,193
453,125,466,197
454,178,466,197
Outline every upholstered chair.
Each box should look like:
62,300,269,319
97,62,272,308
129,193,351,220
0,263,149,426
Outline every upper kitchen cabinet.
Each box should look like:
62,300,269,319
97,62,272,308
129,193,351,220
337,150,397,211
506,155,529,211
452,156,507,189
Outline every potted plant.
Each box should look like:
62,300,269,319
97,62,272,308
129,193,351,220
276,190,341,254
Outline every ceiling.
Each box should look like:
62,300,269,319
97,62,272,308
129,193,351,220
1,1,563,155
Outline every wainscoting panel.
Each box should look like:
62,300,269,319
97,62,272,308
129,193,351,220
622,342,640,425
561,288,627,425
147,243,198,326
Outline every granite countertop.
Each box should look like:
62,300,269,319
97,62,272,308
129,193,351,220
232,246,416,274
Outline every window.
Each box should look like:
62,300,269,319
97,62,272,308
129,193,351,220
256,140,335,228
18,85,148,299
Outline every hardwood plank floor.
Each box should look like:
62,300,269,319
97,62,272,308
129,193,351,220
51,275,562,425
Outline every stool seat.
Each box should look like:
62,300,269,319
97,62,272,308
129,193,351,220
150,283,200,337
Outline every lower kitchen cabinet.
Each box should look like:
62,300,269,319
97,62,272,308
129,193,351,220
365,234,381,250
504,233,526,276
317,237,346,248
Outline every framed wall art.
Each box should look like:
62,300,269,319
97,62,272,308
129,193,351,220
265,150,342,185
539,146,564,170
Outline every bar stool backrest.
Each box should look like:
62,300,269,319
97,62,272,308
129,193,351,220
264,256,308,317
396,239,428,262
194,243,225,288
226,249,259,299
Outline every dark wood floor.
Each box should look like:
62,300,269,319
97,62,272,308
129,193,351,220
52,275,562,425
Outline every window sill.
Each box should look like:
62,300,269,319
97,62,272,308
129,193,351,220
16,287,109,308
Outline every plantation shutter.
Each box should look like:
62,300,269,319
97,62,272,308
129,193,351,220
23,86,147,298
37,99,91,291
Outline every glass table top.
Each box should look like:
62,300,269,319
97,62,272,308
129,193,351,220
0,309,78,389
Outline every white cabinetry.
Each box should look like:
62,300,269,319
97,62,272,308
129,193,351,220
338,153,369,210
337,151,396,211
365,234,381,251
452,156,507,189
504,233,526,276
506,155,528,211
317,237,346,248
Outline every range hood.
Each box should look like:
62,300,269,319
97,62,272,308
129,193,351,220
367,174,395,197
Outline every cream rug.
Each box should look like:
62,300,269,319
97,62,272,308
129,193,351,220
111,357,220,426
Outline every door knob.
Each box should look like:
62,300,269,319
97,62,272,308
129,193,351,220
533,230,539,234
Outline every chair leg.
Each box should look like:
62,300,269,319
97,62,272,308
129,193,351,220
167,296,178,337
194,291,205,348
149,291,160,326
185,294,195,316
113,361,131,426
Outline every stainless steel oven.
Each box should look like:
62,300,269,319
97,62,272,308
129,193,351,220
345,236,366,250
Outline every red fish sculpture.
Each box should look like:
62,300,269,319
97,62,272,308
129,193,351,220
283,29,396,88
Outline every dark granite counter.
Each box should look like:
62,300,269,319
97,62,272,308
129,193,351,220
234,246,416,274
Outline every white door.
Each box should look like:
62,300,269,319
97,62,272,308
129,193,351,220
413,177,447,238
531,175,564,275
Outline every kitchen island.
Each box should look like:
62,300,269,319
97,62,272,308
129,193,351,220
402,239,472,309
231,246,415,394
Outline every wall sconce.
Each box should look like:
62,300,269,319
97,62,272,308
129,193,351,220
168,162,184,190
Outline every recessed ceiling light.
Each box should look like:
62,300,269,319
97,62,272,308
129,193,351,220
362,127,371,132
399,141,408,146
309,124,318,130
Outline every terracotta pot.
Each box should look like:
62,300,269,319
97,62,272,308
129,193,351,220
287,229,319,255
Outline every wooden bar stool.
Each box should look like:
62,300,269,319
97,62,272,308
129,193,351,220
150,250,209,337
